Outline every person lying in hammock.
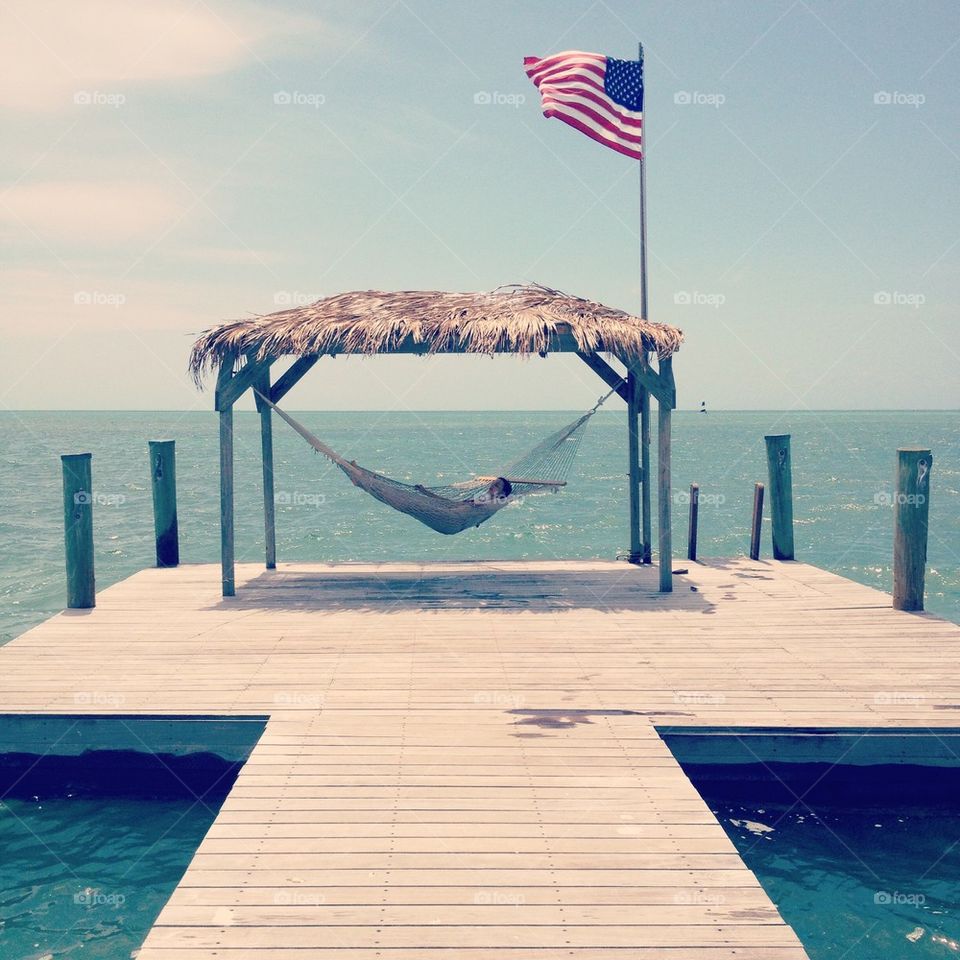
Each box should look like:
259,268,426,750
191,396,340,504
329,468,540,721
413,476,513,506
472,477,513,504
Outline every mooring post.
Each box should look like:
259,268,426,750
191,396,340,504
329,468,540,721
61,453,95,608
148,440,179,568
658,401,673,592
893,447,932,612
764,434,795,560
749,482,765,561
687,483,699,561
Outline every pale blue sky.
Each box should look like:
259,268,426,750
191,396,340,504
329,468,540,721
2,0,958,410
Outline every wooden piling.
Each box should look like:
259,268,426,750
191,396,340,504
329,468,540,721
749,482,765,561
220,408,235,597
764,434,794,560
627,370,642,563
256,377,277,570
148,440,179,568
658,402,673,592
686,483,699,561
640,385,652,563
893,447,932,612
61,453,95,608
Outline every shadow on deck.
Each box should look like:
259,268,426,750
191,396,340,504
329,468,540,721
214,563,719,614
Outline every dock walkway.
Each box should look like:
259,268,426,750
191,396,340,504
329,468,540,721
4,558,959,959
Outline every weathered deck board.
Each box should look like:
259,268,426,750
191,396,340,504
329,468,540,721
2,557,959,958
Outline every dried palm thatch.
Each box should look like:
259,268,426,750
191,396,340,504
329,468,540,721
189,283,683,384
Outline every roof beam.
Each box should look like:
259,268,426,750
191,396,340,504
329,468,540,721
270,356,319,404
626,355,675,409
215,353,272,411
575,352,630,403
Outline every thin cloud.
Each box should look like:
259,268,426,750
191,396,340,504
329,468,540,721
0,0,331,111
0,181,185,243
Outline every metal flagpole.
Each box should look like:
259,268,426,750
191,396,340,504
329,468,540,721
637,41,653,564
638,41,648,324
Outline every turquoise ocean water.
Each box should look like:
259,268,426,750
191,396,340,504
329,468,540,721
1,410,958,644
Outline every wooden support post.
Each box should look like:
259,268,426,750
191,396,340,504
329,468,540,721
687,483,699,562
750,482,765,561
61,453,95,608
627,370,642,563
256,376,277,570
658,398,673,592
893,447,932,612
220,407,235,597
640,385,652,563
148,440,179,568
764,434,795,560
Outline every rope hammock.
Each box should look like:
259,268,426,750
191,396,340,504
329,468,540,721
256,385,621,535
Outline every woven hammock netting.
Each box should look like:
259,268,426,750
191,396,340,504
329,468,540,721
260,394,601,535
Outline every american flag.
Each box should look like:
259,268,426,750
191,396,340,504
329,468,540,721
523,51,644,160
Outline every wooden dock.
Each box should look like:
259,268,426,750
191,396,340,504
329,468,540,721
4,558,959,959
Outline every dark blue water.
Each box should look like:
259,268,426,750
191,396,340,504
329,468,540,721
2,410,957,644
713,797,960,960
0,751,239,960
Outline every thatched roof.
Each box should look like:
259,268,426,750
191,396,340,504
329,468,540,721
189,284,683,384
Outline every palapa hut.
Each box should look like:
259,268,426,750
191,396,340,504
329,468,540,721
190,284,683,597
